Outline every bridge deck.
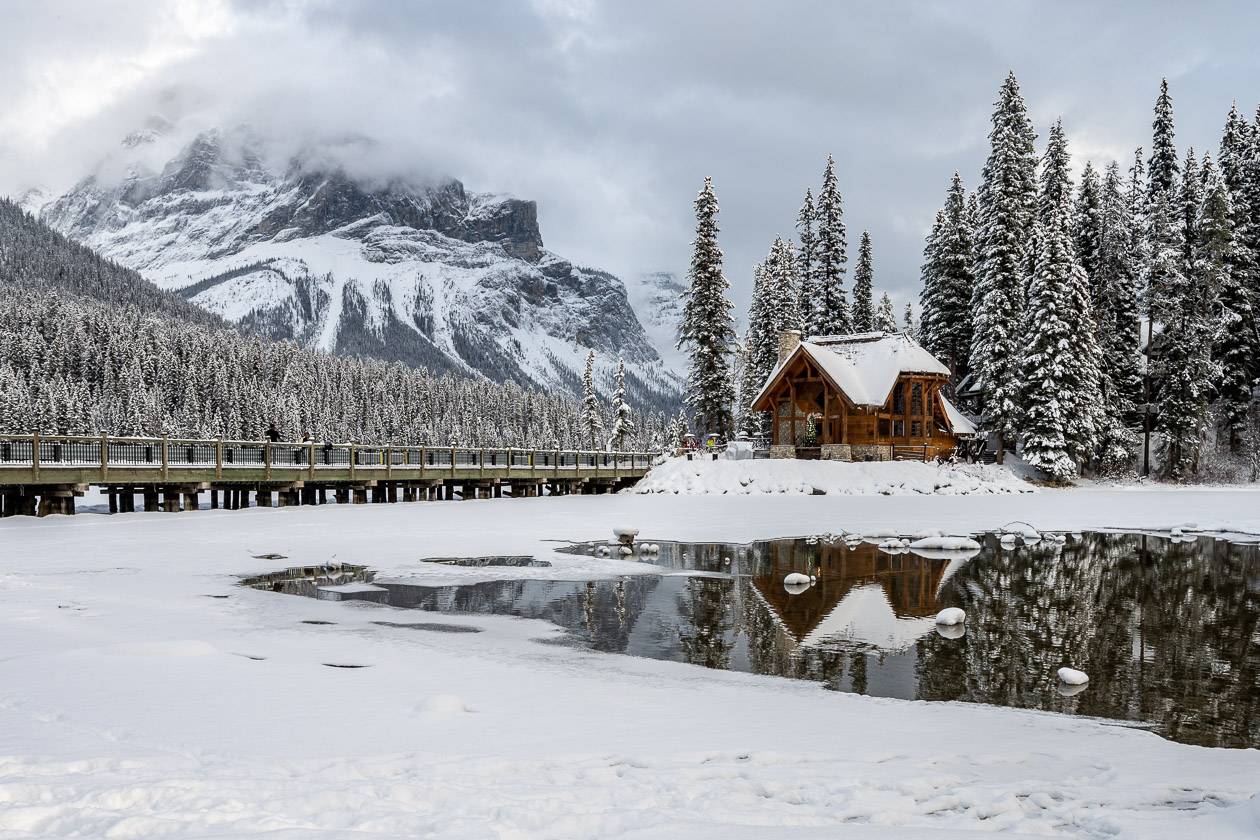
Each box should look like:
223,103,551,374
0,435,657,516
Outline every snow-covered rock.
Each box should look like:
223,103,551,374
935,607,967,626
40,126,682,403
1057,667,1089,686
783,573,811,586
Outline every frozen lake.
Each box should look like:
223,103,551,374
249,530,1260,749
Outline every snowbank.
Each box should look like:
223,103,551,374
4,490,1260,837
634,457,1034,496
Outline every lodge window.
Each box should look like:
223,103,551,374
878,418,891,437
911,420,922,438
892,383,905,413
893,419,905,438
910,382,924,415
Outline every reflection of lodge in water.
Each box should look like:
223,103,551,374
750,541,951,653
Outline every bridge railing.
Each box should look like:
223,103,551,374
0,434,659,479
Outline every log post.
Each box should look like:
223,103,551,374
100,433,109,481
161,437,169,481
32,432,40,482
216,439,223,480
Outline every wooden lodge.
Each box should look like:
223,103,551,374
750,331,976,461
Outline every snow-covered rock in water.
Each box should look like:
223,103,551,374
783,573,811,586
40,126,682,403
935,607,966,626
634,457,1034,496
1057,667,1089,686
935,622,966,640
613,526,639,539
618,546,633,556
909,536,981,551
1001,523,1041,540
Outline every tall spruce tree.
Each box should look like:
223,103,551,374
611,358,634,450
1095,160,1143,459
796,188,818,334
1203,153,1255,451
919,209,944,352
738,238,799,437
1178,147,1202,277
1021,121,1104,481
678,177,736,438
813,155,851,335
850,231,875,331
737,262,770,437
1148,186,1211,479
921,172,976,379
1072,161,1104,305
1148,79,1180,201
580,349,604,449
902,302,916,335
970,71,1038,461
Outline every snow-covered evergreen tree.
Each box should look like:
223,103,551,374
874,293,897,332
1178,147,1202,277
1147,184,1211,479
677,177,736,438
812,155,850,335
1072,161,1104,304
970,72,1038,460
739,237,800,437
796,188,818,334
611,358,634,450
581,350,605,450
850,231,874,331
1093,159,1142,469
920,172,976,378
1200,153,1255,452
737,261,770,437
1020,121,1103,481
902,302,915,335
1147,79,1180,203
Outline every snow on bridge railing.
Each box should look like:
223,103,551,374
0,434,658,478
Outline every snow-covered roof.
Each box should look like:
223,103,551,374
799,584,936,651
752,331,950,410
939,394,977,436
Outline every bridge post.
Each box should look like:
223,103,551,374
257,488,272,507
143,488,159,512
108,488,117,513
264,443,272,481
32,432,40,482
100,433,109,481
161,438,169,482
215,439,223,481
182,489,199,511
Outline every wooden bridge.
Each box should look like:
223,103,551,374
0,434,658,517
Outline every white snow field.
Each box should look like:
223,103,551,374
2,490,1260,839
635,457,1037,495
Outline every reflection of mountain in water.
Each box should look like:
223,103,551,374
342,532,1258,749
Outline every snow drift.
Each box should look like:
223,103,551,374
633,457,1035,496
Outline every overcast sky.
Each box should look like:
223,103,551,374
3,0,1259,315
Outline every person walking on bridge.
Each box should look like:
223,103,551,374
265,422,281,443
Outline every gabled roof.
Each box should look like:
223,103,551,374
752,331,950,410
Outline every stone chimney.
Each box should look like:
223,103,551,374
777,330,801,364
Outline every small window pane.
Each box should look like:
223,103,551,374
911,420,922,438
911,383,924,415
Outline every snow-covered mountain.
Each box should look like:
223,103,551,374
40,127,681,407
627,271,686,371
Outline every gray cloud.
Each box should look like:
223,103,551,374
2,0,1258,318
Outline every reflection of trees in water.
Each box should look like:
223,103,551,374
382,533,1258,748
922,533,1260,747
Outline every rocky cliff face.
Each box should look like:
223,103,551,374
41,127,680,407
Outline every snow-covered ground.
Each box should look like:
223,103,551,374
635,457,1036,496
2,490,1260,838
